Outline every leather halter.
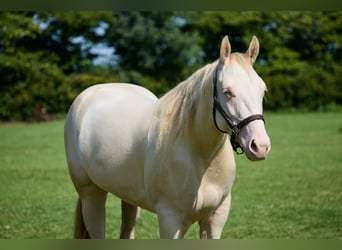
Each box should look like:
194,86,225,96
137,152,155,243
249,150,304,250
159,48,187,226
212,63,265,154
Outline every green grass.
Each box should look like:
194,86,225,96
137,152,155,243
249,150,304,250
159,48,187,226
0,113,341,239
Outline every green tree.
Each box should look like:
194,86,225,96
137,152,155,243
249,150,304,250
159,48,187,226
183,11,266,61
184,11,342,110
30,11,114,73
106,11,202,92
1,11,341,121
259,12,342,110
0,11,114,120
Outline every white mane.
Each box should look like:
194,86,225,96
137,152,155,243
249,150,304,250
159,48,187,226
154,61,218,145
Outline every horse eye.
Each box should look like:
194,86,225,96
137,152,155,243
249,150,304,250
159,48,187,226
224,89,235,98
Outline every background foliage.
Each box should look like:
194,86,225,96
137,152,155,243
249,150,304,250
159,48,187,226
0,11,341,121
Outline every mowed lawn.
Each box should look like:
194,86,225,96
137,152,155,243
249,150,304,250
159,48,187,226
0,113,341,239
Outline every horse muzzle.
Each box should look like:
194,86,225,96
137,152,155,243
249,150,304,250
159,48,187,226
245,137,271,161
238,119,271,161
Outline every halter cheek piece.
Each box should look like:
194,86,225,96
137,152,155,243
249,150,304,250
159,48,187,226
212,63,265,154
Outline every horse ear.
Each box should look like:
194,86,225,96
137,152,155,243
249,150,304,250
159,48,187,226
246,36,259,64
220,35,231,63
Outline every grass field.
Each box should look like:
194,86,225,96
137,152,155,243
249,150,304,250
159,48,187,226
0,112,341,239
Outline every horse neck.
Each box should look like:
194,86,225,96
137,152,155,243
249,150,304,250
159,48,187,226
156,61,227,158
182,63,228,156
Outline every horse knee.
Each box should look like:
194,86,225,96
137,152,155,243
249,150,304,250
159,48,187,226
199,194,231,239
199,221,223,239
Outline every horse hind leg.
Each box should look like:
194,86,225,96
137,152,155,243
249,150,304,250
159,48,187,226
74,184,107,239
120,200,141,239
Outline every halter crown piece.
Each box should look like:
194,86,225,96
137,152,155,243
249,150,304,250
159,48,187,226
212,63,265,154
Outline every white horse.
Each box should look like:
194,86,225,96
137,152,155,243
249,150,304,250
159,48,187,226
64,35,271,239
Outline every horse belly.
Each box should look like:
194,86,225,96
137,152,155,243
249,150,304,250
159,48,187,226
66,83,157,208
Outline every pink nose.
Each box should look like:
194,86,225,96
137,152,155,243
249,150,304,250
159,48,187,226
248,138,271,160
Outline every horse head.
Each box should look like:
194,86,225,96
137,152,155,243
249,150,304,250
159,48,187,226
213,35,271,161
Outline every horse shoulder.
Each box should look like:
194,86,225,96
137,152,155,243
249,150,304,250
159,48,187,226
143,137,202,209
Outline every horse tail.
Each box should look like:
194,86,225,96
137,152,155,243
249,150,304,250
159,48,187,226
74,197,90,239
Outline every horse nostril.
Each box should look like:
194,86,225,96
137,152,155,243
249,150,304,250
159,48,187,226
250,139,258,153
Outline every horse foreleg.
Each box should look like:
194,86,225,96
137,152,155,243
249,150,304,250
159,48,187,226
199,192,231,239
157,206,192,239
79,184,107,239
120,200,141,239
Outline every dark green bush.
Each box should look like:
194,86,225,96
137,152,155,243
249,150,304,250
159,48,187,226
0,55,118,121
260,60,342,112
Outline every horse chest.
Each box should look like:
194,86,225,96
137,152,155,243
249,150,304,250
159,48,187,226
195,167,235,213
194,150,236,215
195,185,226,215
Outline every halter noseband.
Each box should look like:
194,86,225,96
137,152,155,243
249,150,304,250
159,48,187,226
212,63,265,154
